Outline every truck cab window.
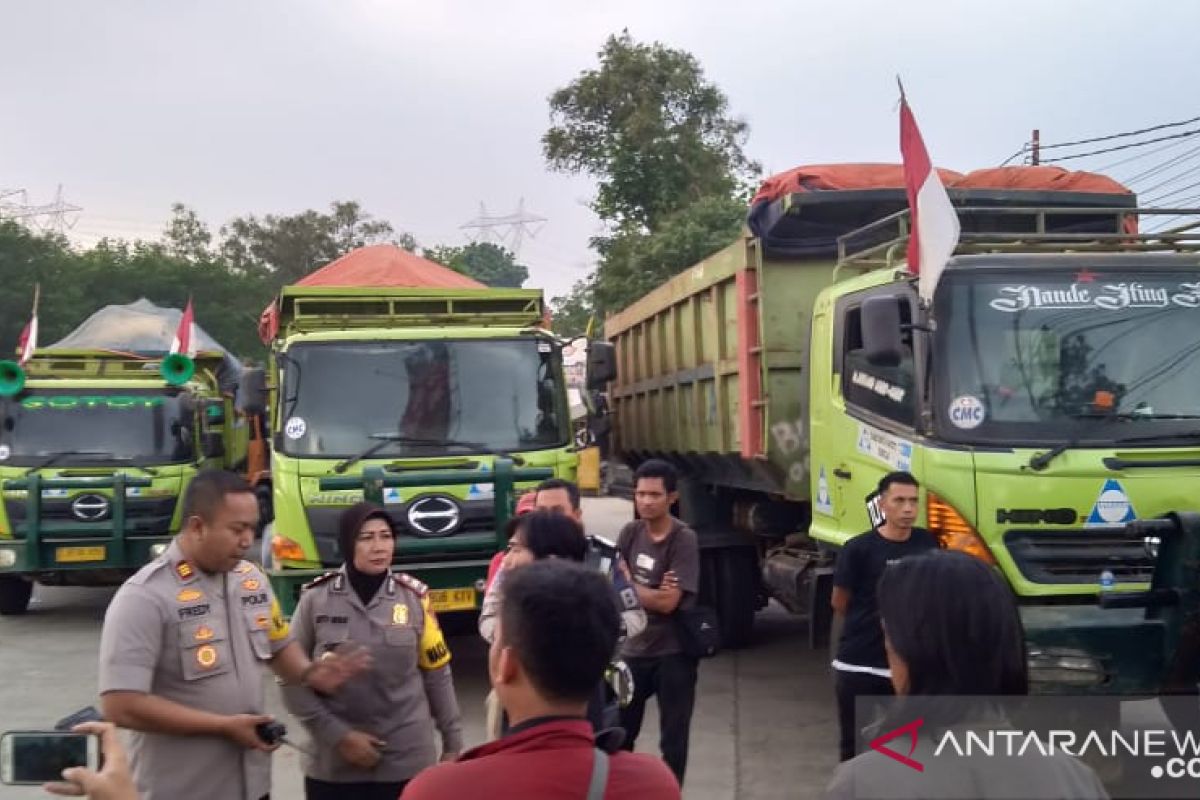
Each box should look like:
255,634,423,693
842,299,916,427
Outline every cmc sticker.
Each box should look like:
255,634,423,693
948,396,986,429
1086,479,1137,527
0,444,10,461
284,416,307,440
856,425,913,472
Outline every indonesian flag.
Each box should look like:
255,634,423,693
900,88,960,302
17,286,39,366
170,298,196,358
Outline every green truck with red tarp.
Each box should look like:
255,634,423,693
251,246,578,616
0,300,247,614
588,163,1200,692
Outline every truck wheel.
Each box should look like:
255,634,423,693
715,549,756,649
0,577,34,615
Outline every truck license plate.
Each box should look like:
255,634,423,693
428,588,477,612
56,546,106,563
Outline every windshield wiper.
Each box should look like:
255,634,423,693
332,434,487,474
24,450,114,475
1022,412,1200,470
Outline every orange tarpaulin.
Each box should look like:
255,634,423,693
750,163,967,207
952,166,1133,195
258,245,485,343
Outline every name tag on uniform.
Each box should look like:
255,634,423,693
636,553,655,571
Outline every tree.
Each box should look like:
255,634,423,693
424,242,528,288
543,30,759,234
162,203,214,262
593,195,745,311
549,277,598,339
219,201,409,286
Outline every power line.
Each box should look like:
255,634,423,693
1139,167,1200,199
1041,127,1200,164
1120,142,1200,186
1099,135,1199,174
1034,113,1200,152
1144,176,1200,205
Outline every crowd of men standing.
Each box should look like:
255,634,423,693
47,461,700,800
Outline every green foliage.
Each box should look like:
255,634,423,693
544,30,759,233
549,277,598,339
219,200,402,286
423,241,528,288
543,31,758,317
0,199,423,361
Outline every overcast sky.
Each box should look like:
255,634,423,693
3,0,1197,299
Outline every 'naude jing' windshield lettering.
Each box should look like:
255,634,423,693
20,396,166,411
989,282,1200,313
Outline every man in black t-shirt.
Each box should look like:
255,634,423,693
831,471,938,761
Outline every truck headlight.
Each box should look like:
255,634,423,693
149,543,169,558
1027,647,1107,688
0,548,17,568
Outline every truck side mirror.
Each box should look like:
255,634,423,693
238,368,268,417
861,297,904,368
587,342,616,389
201,431,225,459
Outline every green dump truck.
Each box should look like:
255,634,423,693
592,163,1200,688
257,284,578,615
0,341,245,614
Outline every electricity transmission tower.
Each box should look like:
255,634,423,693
0,185,82,235
460,198,546,257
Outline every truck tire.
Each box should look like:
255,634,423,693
715,549,756,649
0,577,33,615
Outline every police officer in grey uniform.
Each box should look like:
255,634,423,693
283,502,463,800
98,470,370,800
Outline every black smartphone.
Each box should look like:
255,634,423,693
0,731,101,785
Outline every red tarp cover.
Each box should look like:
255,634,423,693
258,245,485,343
951,166,1133,195
751,163,967,207
752,163,1132,207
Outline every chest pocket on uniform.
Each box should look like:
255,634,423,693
382,624,418,680
178,617,232,681
316,621,351,657
240,608,274,661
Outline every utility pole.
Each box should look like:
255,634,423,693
1030,129,1041,166
0,184,82,235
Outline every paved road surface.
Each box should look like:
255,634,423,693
0,497,839,799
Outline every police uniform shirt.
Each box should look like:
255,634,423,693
98,540,293,800
281,567,463,784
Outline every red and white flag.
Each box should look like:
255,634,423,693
17,285,39,366
170,298,196,358
900,87,960,302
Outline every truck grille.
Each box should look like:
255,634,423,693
5,496,178,537
1003,528,1155,584
304,498,498,565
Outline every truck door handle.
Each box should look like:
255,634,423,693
833,468,852,480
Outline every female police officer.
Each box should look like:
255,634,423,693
282,502,463,800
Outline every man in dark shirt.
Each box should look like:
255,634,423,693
616,459,701,787
831,471,938,761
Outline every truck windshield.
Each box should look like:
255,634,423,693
278,338,569,458
934,269,1200,444
0,390,194,466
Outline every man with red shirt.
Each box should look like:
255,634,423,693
402,560,680,800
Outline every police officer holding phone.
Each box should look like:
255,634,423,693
97,471,370,800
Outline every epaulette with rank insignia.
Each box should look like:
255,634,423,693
301,571,339,593
396,573,428,596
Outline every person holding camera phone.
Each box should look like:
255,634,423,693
43,722,136,800
97,471,371,800
282,502,463,800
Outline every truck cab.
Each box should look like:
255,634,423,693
0,349,243,614
260,284,579,615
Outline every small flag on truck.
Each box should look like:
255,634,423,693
899,81,960,303
17,285,39,366
170,298,196,358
